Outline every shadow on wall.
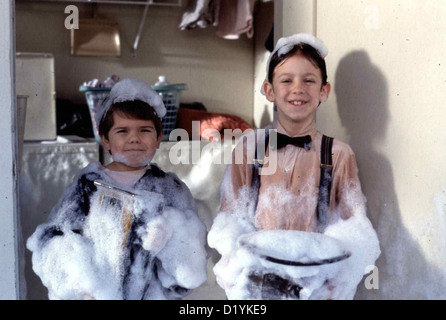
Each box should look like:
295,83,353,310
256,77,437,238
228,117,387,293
335,50,444,299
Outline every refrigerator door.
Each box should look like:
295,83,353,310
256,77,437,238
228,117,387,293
16,53,57,141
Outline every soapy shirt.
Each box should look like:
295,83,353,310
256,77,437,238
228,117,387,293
27,162,208,300
221,121,363,231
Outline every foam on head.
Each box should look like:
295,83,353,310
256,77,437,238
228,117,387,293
261,33,328,95
95,78,166,129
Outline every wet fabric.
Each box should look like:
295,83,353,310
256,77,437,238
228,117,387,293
222,121,360,231
208,121,380,300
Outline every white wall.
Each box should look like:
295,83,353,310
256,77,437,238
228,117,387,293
15,1,254,124
277,0,446,299
0,0,20,300
275,0,316,38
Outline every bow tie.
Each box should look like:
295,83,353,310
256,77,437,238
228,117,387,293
274,133,312,151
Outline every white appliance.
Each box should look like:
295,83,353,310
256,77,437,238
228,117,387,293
16,53,57,141
19,136,99,300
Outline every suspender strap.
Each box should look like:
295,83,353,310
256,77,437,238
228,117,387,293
317,135,334,232
251,132,334,233
251,130,270,217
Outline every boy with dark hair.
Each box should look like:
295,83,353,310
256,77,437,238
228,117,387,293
27,78,208,300
208,34,380,300
99,100,163,142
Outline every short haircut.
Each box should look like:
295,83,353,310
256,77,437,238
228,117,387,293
98,100,163,139
268,43,328,86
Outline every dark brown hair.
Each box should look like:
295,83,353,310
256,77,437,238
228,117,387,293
99,100,162,139
268,43,328,86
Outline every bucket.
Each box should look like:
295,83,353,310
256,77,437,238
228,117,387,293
238,230,351,300
16,95,28,172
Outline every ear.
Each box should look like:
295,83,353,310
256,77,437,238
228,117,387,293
263,81,276,103
101,135,111,151
319,81,331,103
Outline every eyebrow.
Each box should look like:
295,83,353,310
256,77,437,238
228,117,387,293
113,124,155,130
277,73,293,77
277,72,318,78
302,72,318,77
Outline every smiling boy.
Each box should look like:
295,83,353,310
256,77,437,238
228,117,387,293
99,100,162,172
263,52,331,135
208,34,380,300
27,78,208,300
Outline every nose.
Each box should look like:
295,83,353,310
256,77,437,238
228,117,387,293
128,131,141,143
291,81,304,94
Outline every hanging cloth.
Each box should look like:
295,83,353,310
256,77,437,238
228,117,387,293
216,0,256,39
179,0,220,30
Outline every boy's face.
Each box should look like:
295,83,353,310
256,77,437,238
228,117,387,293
101,112,161,171
263,54,331,131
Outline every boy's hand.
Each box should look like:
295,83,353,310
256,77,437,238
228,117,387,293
141,217,172,255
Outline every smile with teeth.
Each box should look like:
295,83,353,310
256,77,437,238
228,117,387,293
289,100,307,106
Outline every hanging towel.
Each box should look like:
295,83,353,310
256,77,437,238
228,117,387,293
216,0,256,40
179,0,220,30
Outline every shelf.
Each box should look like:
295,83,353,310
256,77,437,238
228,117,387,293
17,0,183,56
16,0,182,7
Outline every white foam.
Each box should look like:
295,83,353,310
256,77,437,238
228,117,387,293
156,207,208,289
27,163,208,300
208,165,381,300
27,226,121,300
95,78,166,127
112,152,155,169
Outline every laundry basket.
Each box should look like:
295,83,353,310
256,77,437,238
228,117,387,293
79,82,186,143
79,86,110,143
151,82,187,141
